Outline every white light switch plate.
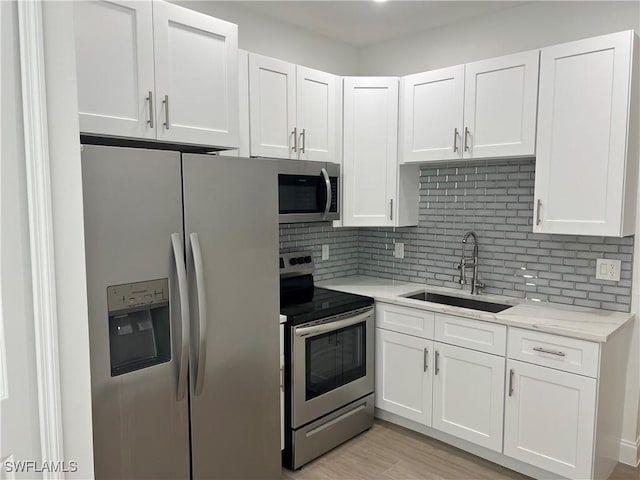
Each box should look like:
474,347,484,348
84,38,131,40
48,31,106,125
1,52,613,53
321,244,330,261
595,258,621,281
394,242,404,259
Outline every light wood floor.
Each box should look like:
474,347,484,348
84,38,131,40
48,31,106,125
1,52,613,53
282,420,640,480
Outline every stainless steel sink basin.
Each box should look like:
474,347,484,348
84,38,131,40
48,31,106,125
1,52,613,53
403,291,512,313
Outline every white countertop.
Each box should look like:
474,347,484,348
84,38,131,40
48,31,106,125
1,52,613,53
317,275,634,343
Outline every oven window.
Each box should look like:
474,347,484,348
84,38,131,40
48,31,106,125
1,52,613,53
279,174,327,214
305,322,365,400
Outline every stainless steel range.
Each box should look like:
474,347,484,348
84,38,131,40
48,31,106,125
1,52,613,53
280,251,375,469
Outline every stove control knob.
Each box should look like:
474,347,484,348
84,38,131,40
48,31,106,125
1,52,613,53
289,258,298,265
297,257,305,264
304,256,312,263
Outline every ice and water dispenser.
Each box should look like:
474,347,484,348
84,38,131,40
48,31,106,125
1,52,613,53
107,279,171,376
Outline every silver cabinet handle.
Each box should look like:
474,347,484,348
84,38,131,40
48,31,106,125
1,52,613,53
434,350,440,375
190,233,208,396
508,369,514,397
321,167,331,220
147,91,154,128
163,95,170,129
423,348,428,372
464,127,470,152
300,128,306,153
533,346,566,357
390,199,394,221
536,199,542,226
295,309,371,338
171,233,189,401
453,128,459,152
291,127,298,152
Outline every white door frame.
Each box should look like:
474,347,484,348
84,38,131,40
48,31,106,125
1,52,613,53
17,1,64,476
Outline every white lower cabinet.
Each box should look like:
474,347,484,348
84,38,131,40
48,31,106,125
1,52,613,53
375,328,433,426
432,342,505,452
503,359,597,479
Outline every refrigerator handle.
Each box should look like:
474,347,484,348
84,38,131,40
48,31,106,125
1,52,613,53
190,233,208,396
171,233,190,401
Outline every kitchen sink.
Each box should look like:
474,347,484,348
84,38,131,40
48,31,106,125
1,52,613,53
403,291,512,313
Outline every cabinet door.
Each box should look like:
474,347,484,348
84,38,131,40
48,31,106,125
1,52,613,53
73,0,156,139
249,54,296,158
400,65,464,163
343,77,398,227
534,31,634,236
504,360,597,479
296,66,338,162
153,1,239,148
463,50,539,159
432,343,505,452
375,329,432,426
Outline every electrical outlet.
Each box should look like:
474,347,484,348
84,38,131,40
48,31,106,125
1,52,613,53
394,242,404,259
321,244,330,261
595,258,621,281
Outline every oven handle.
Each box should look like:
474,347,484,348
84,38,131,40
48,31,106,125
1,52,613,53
294,309,371,338
321,167,331,220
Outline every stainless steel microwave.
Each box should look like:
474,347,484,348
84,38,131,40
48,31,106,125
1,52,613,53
278,160,340,223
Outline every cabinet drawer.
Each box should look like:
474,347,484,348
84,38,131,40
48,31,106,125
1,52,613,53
434,314,506,355
507,328,599,378
376,303,435,339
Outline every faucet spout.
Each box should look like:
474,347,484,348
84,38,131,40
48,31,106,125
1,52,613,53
459,231,483,294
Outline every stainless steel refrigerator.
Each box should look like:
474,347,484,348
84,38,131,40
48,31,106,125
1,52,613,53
81,145,281,479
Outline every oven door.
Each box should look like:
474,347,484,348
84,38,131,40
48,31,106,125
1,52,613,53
291,307,374,428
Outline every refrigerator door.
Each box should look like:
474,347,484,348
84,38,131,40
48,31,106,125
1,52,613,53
182,154,281,479
82,145,190,479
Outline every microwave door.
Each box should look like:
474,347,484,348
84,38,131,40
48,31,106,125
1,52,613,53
278,161,340,223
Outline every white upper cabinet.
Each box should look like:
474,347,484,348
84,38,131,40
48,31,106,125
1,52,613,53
249,54,297,159
74,0,156,140
534,30,638,236
400,66,465,162
248,54,339,161
73,0,239,149
343,77,399,227
400,50,539,163
153,1,238,147
296,66,338,162
463,50,539,159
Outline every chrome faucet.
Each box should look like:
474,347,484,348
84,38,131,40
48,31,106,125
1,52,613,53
457,231,485,294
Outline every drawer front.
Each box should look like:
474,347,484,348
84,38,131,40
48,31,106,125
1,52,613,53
507,328,599,378
434,313,506,355
376,303,435,339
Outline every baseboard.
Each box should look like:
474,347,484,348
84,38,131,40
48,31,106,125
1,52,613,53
619,435,640,467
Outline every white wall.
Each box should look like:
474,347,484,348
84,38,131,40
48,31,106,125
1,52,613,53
175,1,359,75
358,1,640,75
1,0,41,464
42,2,95,477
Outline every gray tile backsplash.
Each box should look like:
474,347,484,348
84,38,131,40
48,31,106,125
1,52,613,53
358,159,634,312
280,158,634,312
279,223,360,281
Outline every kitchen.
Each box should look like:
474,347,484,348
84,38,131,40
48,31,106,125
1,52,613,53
2,1,640,479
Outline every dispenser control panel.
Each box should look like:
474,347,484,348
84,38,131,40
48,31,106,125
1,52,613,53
107,278,168,313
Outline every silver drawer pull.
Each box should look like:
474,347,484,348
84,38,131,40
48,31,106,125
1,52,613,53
533,346,566,357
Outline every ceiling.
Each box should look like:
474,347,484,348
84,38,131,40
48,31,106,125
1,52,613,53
228,1,523,47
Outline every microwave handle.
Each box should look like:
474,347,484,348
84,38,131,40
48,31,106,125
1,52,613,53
321,168,331,220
